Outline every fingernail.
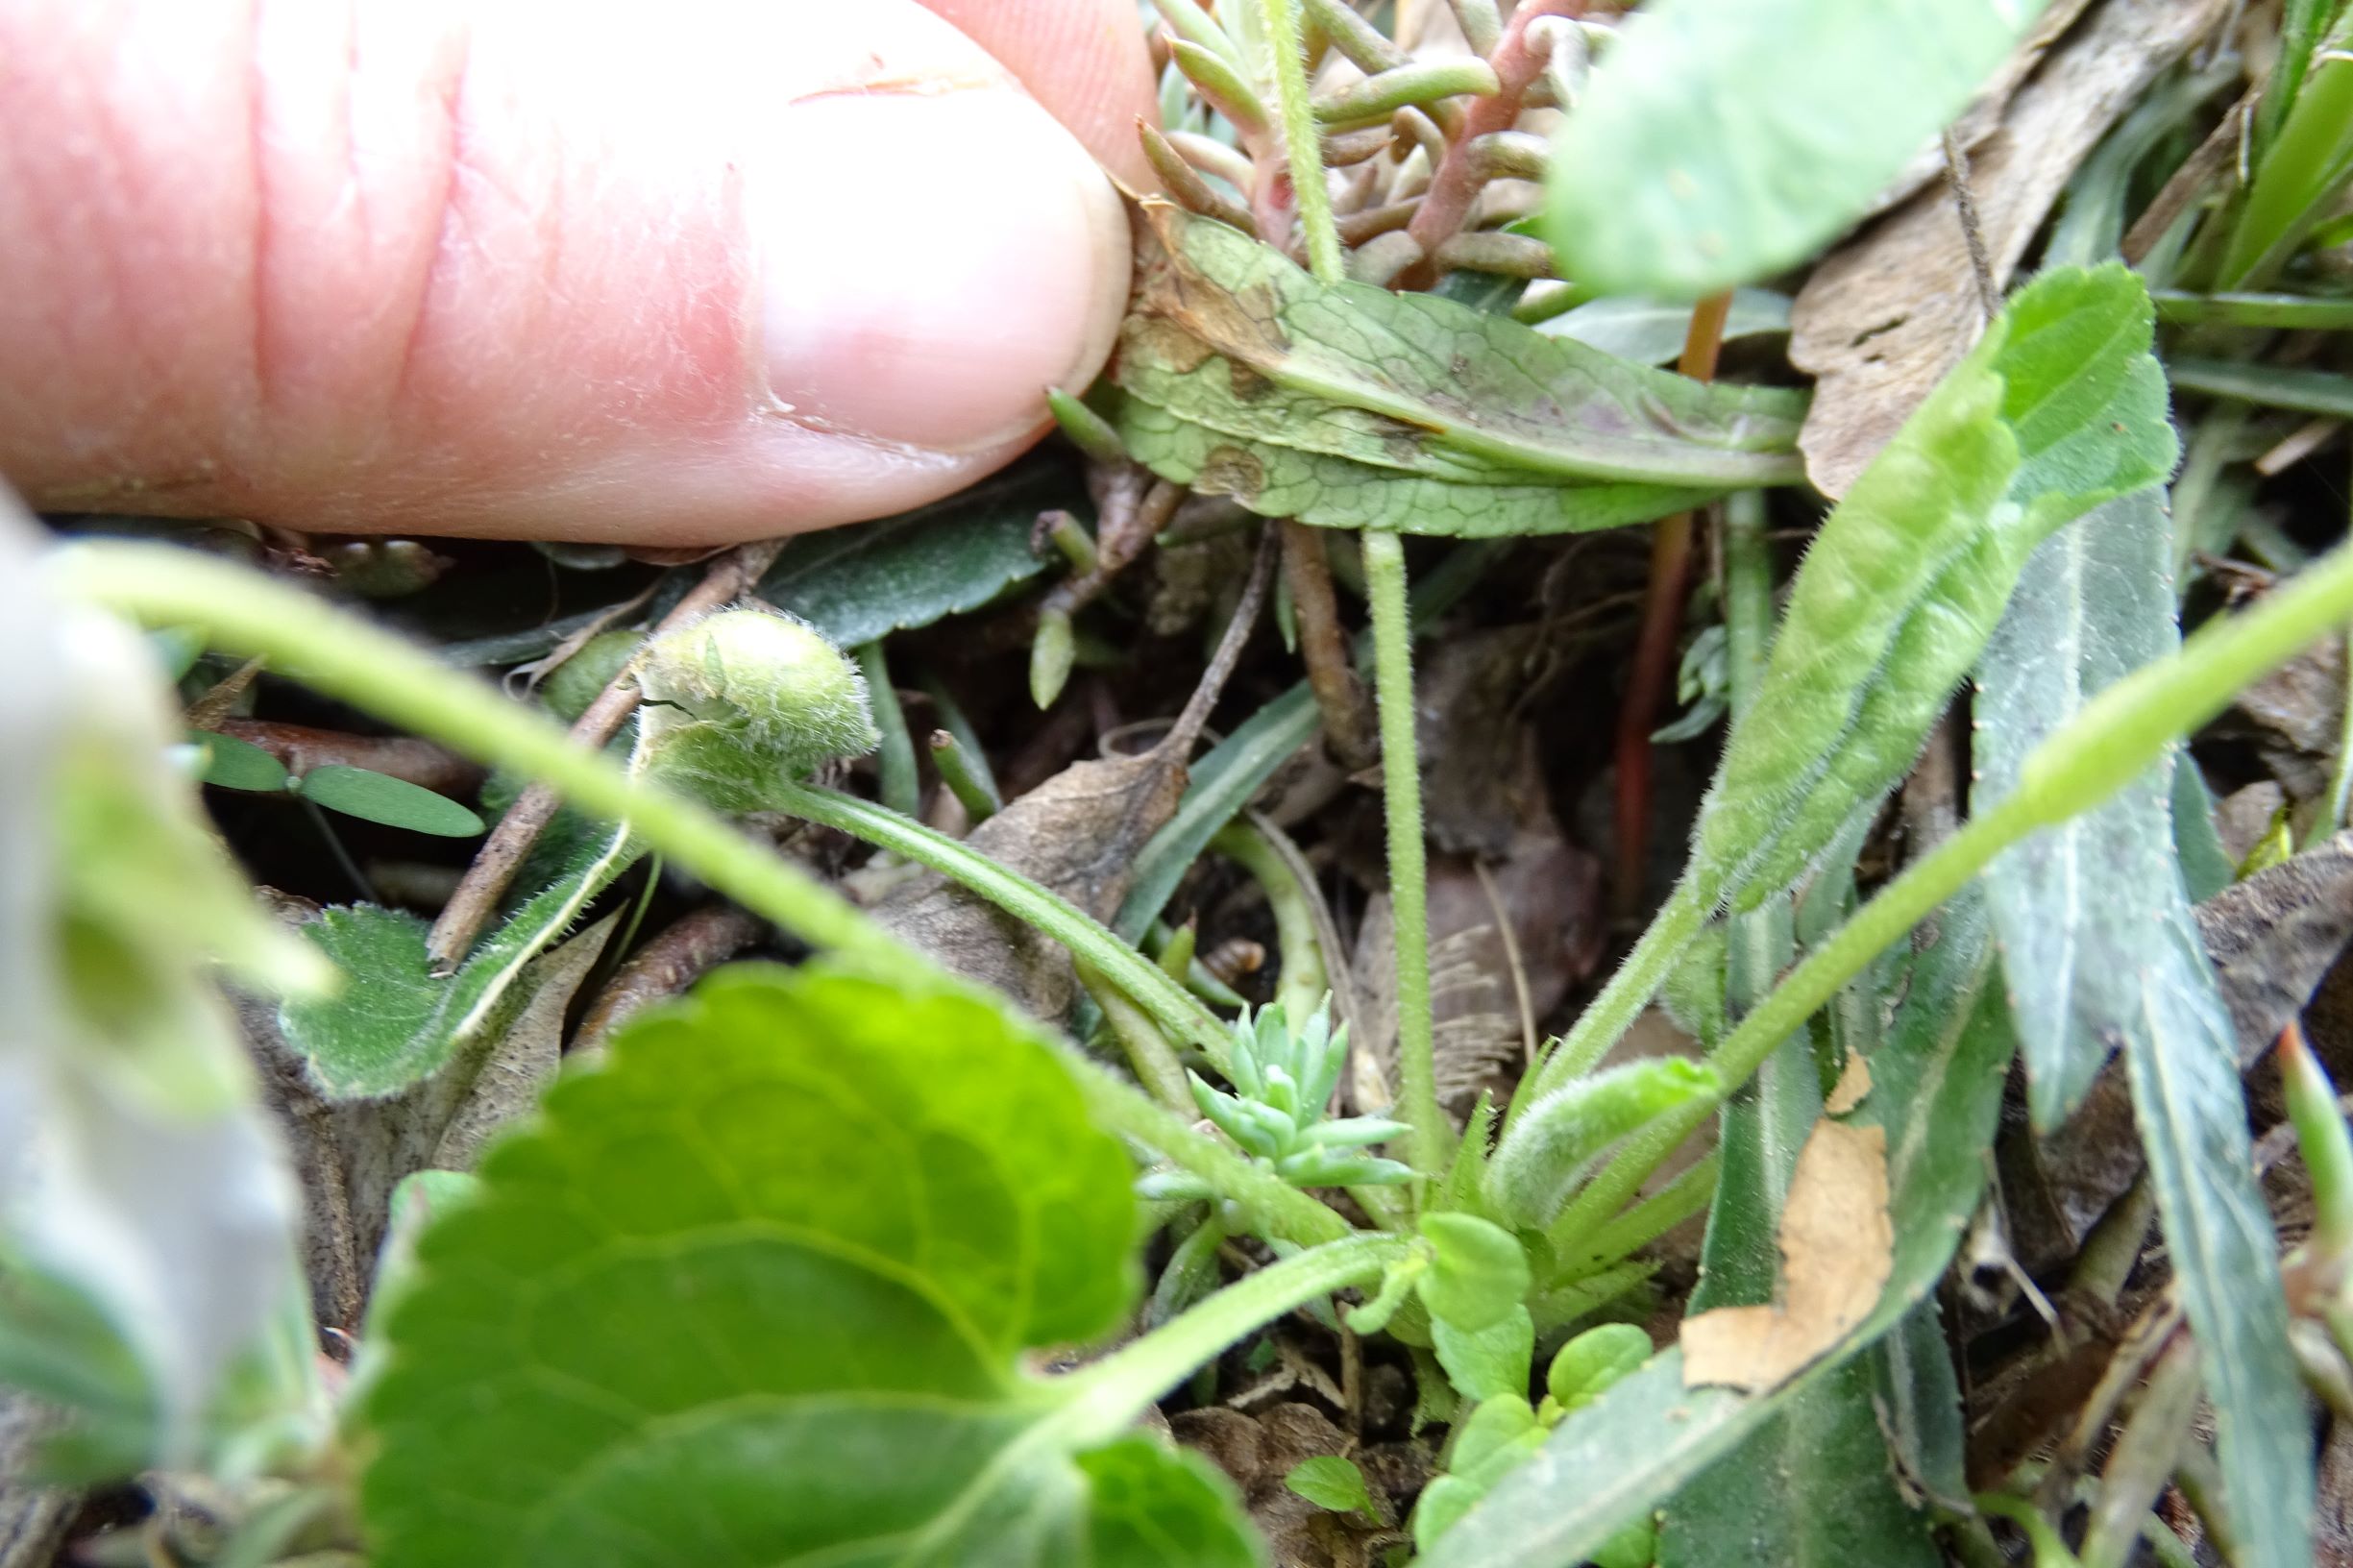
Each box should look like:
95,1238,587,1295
753,87,1128,453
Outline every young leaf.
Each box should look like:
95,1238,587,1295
1545,1324,1652,1413
1417,1213,1532,1333
296,764,484,837
363,966,1261,1567
1432,1308,1535,1403
1421,896,2013,1568
1485,1059,1719,1231
1546,0,2054,298
1691,264,2172,915
1284,1455,1380,1518
1973,488,2184,1125
190,730,289,793
281,820,636,1097
755,463,1068,648
1112,204,1806,537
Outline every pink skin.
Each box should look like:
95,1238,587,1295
0,0,1157,544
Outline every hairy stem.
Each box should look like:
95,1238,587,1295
53,542,1351,1240
1363,529,1444,1177
855,641,919,820
1257,0,1345,282
772,781,1233,1071
1542,532,2353,1241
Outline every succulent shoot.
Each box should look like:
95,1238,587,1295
630,605,878,811
1150,999,1414,1195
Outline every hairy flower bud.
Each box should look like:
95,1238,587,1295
632,606,877,810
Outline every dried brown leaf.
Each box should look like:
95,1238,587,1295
871,751,1188,1020
1825,1052,1875,1116
1681,1119,1894,1391
1789,0,2230,497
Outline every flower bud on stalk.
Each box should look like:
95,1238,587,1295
631,606,878,811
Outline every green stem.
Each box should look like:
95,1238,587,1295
1257,0,1345,283
1363,529,1444,1177
1543,531,2353,1241
854,641,919,820
53,542,1340,1240
2320,623,2353,845
61,543,908,968
1056,1232,1408,1443
772,781,1233,1071
1078,960,1196,1115
1513,879,1706,1116
1211,820,1326,1022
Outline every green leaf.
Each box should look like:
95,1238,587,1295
1545,1324,1652,1413
1485,1059,1719,1232
1691,264,2172,914
1432,1307,1535,1403
281,821,636,1096
1974,489,2183,1125
1420,894,2014,1568
1112,206,1805,537
1537,288,1791,365
1546,0,2052,297
189,730,288,792
296,765,483,837
2123,918,2315,1568
1418,1213,1531,1332
1284,1455,1379,1517
364,966,1260,1568
755,463,1068,648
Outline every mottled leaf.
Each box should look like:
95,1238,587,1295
1421,895,2012,1568
1547,0,2053,298
1113,204,1805,536
756,464,1069,648
1973,488,2181,1125
363,967,1260,1568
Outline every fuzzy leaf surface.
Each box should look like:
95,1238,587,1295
1691,264,2171,913
2123,919,2314,1567
1973,488,2182,1125
280,821,635,1097
362,966,1259,1568
1113,205,1805,536
1421,894,2012,1568
1547,0,2051,298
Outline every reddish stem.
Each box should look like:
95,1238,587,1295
1611,291,1731,915
1399,0,1582,287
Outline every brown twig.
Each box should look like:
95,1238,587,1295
1610,290,1731,914
184,655,266,729
1164,524,1282,762
1041,474,1186,622
425,539,785,971
1943,127,1999,326
1398,0,1583,289
1281,520,1378,768
573,903,767,1052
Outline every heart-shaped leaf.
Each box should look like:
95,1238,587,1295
361,966,1261,1567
